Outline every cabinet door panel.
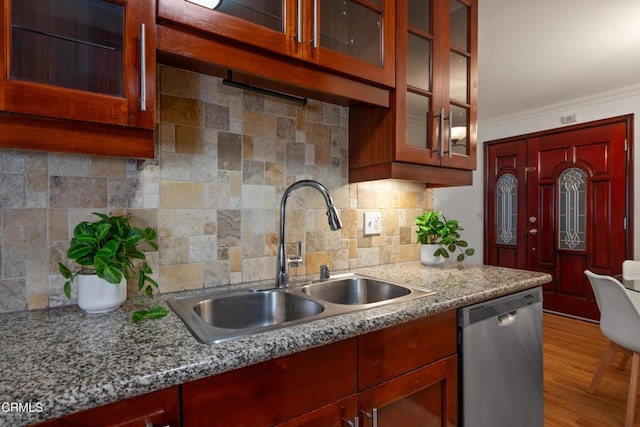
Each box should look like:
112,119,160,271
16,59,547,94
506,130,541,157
359,355,458,427
358,310,456,390
1,0,155,130
157,0,297,58
275,395,359,427
33,387,180,427
306,0,395,87
182,338,358,426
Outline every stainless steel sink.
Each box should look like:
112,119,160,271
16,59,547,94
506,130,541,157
168,274,435,344
301,277,411,305
194,290,324,329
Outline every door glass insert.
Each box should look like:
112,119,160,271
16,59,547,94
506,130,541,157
449,51,468,103
406,92,430,148
496,173,517,245
449,0,468,51
407,34,431,90
449,105,468,155
11,0,124,96
558,167,587,250
214,0,284,32
408,0,431,34
320,0,383,66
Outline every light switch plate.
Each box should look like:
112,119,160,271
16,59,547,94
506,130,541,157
364,212,382,235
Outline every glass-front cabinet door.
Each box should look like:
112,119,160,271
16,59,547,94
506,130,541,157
1,0,155,129
159,0,296,57
396,0,476,170
311,0,395,87
158,0,395,87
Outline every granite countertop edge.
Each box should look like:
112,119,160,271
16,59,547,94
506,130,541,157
0,261,552,426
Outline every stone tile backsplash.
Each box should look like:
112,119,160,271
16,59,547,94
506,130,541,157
0,65,432,313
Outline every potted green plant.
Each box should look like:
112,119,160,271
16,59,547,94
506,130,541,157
414,210,475,266
58,212,167,322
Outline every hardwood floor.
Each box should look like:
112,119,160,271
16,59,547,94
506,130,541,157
544,312,637,426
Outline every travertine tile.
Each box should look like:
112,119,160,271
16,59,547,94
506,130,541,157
160,95,203,126
243,110,276,137
218,210,241,247
50,176,107,208
0,175,25,208
175,126,206,154
0,278,26,313
218,132,242,171
159,263,204,293
91,157,126,178
160,181,205,208
189,235,216,263
204,104,230,131
48,209,68,242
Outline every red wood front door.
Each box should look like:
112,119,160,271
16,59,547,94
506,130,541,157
485,116,632,320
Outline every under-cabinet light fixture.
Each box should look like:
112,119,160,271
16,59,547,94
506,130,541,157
223,71,308,106
186,0,222,9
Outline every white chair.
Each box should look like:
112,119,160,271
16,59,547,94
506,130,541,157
623,260,640,280
584,270,640,427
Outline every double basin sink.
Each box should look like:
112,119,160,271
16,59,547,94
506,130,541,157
168,274,436,344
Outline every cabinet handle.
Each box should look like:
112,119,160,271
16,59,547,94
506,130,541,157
140,23,147,111
296,0,302,43
438,108,445,157
363,408,378,427
312,0,318,48
447,110,452,158
342,416,358,427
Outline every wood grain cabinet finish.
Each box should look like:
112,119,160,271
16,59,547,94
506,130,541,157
182,310,457,427
0,0,155,158
181,337,359,427
157,0,395,88
32,386,180,427
349,0,477,186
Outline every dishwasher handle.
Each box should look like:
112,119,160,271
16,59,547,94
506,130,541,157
459,287,542,327
497,310,518,326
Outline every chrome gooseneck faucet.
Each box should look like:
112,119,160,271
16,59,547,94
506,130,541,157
277,180,342,288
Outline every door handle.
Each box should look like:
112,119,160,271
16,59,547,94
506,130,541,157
528,228,538,235
140,23,146,111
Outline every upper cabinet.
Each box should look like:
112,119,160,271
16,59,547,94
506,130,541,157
0,0,155,157
350,0,477,185
157,0,395,88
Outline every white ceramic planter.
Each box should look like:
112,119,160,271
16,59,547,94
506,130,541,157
420,244,445,266
77,272,126,314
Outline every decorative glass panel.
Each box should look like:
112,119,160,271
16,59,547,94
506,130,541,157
496,173,517,245
558,168,587,250
320,0,383,66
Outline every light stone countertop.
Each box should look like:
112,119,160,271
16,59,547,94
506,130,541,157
0,261,551,426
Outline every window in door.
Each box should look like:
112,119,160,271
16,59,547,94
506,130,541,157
496,173,518,245
558,167,587,251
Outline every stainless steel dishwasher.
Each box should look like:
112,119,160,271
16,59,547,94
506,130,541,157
458,286,543,427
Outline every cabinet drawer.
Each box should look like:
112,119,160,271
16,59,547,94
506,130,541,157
358,310,456,390
182,337,358,426
33,386,180,427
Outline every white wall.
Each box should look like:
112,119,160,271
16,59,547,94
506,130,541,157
434,85,640,264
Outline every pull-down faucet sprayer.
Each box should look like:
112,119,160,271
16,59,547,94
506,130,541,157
276,180,342,288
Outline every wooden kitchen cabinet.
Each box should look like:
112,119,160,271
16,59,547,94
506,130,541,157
32,386,180,427
358,355,458,427
181,310,457,427
0,0,155,157
181,337,359,426
349,0,477,185
157,0,395,87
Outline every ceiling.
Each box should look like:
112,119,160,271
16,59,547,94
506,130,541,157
477,0,640,123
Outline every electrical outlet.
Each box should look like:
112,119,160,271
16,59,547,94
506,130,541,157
364,212,381,235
